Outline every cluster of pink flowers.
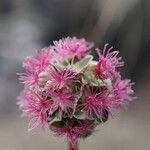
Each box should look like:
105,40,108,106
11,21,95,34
17,37,135,148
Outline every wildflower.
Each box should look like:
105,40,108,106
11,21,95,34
80,84,111,120
53,37,93,62
18,89,49,131
17,37,135,150
112,78,135,109
23,48,52,73
18,72,39,88
49,89,78,118
18,48,53,89
93,44,124,79
45,66,78,92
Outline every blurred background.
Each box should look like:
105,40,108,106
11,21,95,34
0,0,150,150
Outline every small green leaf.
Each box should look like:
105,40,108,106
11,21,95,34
93,118,102,126
50,121,65,128
74,111,86,120
83,71,97,83
73,55,93,72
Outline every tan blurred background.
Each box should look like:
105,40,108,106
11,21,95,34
0,0,150,150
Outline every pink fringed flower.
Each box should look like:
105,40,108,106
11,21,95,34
23,48,52,73
18,89,49,131
53,37,93,61
112,78,135,109
17,37,135,150
49,89,77,117
18,72,39,88
18,48,53,89
93,44,124,79
80,84,111,120
45,66,78,92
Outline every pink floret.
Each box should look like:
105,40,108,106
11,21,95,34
18,72,39,88
93,44,124,79
49,89,76,116
81,85,111,119
17,89,49,131
23,48,52,73
53,37,93,61
112,78,135,109
45,66,77,93
18,48,53,89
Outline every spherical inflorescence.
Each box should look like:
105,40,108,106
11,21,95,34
17,37,135,148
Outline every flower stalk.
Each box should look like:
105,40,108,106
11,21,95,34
68,141,78,150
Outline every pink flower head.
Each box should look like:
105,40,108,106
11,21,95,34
93,44,124,79
18,48,53,89
23,48,52,73
18,89,49,131
81,84,111,120
53,37,93,61
49,89,77,116
112,78,135,109
17,72,39,88
45,66,78,92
